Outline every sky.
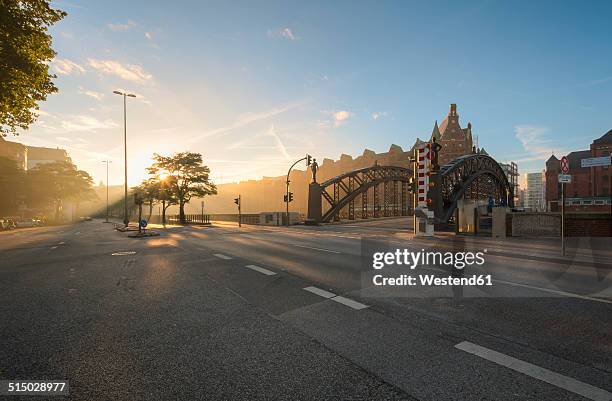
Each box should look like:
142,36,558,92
14,0,612,186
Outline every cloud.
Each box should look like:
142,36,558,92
60,115,118,132
513,125,561,163
268,27,298,40
187,101,305,143
144,31,153,40
51,58,85,75
280,28,296,40
107,20,137,32
266,124,290,160
371,111,390,120
87,59,152,83
78,86,104,101
333,110,352,126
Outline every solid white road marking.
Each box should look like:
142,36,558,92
292,244,341,253
58,242,65,245
331,296,368,310
455,341,612,401
213,253,232,260
304,286,336,298
245,265,276,276
112,251,137,256
493,279,612,305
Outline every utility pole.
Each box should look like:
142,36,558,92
285,154,312,226
113,90,136,227
102,160,112,222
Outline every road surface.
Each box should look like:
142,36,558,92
1,219,610,400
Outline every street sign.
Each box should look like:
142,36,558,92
558,174,572,183
581,155,611,168
560,156,569,173
140,219,148,228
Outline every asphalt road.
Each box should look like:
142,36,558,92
1,219,610,400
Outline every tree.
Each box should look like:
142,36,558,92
146,152,217,223
0,0,66,136
27,160,95,221
0,155,26,214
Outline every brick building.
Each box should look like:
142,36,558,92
545,129,612,211
430,104,474,166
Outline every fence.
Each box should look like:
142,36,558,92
167,214,211,225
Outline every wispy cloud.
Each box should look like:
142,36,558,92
87,59,152,83
59,115,117,132
188,101,304,143
371,111,390,120
513,125,560,163
266,124,290,160
268,27,298,41
78,86,104,101
574,76,612,88
107,20,137,32
51,58,85,75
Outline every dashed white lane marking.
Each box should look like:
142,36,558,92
245,265,276,276
331,296,369,310
455,341,612,401
292,244,341,254
112,251,137,256
304,286,336,298
74,231,80,235
493,279,612,305
303,286,369,309
50,246,58,249
213,253,232,260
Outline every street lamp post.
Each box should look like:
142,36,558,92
285,155,312,226
102,160,112,222
113,90,136,227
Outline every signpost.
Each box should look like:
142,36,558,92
580,155,611,168
559,156,569,256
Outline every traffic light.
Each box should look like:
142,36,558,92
283,194,288,202
289,192,293,202
234,197,240,206
306,154,312,166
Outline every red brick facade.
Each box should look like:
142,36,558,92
545,129,612,211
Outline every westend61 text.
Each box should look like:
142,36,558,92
373,274,493,287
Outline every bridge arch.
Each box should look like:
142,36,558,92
316,165,412,223
438,154,514,222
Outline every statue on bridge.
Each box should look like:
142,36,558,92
311,158,319,183
430,137,442,172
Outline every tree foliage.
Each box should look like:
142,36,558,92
0,0,66,136
27,160,95,220
146,152,216,223
0,155,26,212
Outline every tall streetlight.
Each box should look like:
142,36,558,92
101,160,112,223
113,90,136,227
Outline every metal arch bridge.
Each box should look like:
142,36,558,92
306,154,514,224
437,154,514,222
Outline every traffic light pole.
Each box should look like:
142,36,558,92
285,155,311,226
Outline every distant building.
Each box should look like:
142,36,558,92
545,129,611,211
0,136,70,170
524,172,545,212
430,104,474,166
500,161,519,205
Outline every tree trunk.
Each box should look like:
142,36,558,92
147,202,153,221
162,200,167,227
179,201,186,224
